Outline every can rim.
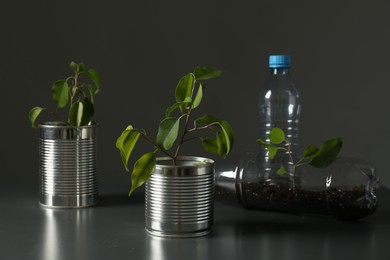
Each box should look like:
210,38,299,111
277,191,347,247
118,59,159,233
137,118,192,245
38,121,99,129
155,156,214,169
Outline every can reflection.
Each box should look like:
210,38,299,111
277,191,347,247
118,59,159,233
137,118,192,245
145,233,210,260
40,208,92,260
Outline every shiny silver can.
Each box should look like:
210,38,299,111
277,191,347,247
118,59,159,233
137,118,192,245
145,156,215,238
38,122,98,208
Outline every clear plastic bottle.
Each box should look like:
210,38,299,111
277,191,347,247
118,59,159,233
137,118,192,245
215,152,379,220
258,55,301,184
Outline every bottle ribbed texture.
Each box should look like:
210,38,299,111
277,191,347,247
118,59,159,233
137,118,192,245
258,56,301,183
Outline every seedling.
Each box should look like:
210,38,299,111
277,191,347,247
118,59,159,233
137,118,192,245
28,61,100,128
257,127,342,193
116,66,234,195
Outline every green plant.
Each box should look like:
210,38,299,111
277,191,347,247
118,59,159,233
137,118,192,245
28,61,100,128
116,66,234,195
257,127,342,193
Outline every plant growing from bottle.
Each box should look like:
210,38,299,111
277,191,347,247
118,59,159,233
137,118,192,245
116,66,234,195
257,127,342,193
28,61,100,128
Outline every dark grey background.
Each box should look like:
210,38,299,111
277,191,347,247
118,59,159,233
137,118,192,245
1,0,389,187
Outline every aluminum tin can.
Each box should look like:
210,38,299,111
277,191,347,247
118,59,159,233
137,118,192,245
38,122,98,208
145,156,215,238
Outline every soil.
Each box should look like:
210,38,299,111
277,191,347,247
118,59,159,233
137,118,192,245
218,182,377,220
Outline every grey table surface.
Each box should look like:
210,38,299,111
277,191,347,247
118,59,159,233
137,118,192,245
1,185,389,260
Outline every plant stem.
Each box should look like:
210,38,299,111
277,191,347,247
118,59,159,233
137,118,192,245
67,73,78,124
173,108,192,164
140,131,175,160
172,78,198,164
286,142,296,194
187,122,219,132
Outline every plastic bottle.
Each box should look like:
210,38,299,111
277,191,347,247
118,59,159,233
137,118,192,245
258,55,301,184
215,152,379,220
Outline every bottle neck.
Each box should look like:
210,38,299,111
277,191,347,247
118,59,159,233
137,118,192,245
270,67,290,75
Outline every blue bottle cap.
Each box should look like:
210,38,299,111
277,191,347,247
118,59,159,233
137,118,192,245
269,55,291,68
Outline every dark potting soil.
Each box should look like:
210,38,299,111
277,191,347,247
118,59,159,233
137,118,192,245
235,183,377,220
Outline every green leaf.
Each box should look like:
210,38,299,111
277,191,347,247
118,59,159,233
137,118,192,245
213,131,224,156
165,97,192,117
175,73,195,103
202,131,230,158
116,126,141,172
116,126,133,151
277,165,287,175
194,114,219,127
156,117,181,150
86,84,96,103
165,102,181,117
70,61,78,71
80,97,94,125
183,97,192,103
129,152,156,196
78,62,85,73
87,69,101,94
256,139,280,159
196,115,233,157
269,127,285,144
52,80,69,108
194,66,223,81
268,146,279,159
69,101,83,126
28,107,46,128
309,137,343,168
303,145,319,158
192,83,203,109
70,61,85,73
202,138,219,155
68,98,94,126
218,120,234,156
216,131,231,157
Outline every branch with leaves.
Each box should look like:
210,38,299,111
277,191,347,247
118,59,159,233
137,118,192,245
28,61,101,128
116,66,234,195
257,127,343,193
